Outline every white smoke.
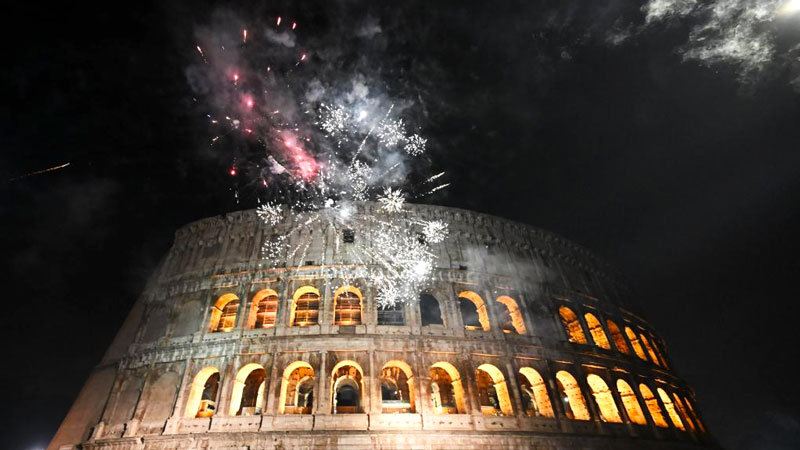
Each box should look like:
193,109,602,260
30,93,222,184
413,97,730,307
641,0,799,86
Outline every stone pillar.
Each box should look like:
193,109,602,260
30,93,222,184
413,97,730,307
368,350,379,414
505,361,524,417
265,354,281,415
315,352,328,414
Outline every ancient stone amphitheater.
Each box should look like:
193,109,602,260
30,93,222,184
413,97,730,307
49,203,716,449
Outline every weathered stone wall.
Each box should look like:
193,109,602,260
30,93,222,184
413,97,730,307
48,203,716,450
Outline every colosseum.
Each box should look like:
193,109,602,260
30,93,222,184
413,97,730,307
48,202,716,449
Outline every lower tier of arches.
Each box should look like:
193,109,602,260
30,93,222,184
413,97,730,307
84,427,718,450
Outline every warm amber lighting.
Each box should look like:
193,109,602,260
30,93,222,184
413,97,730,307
616,379,647,425
586,374,622,423
555,370,590,420
639,384,669,427
606,320,630,354
279,361,314,414
208,293,240,333
559,306,588,344
430,361,466,414
519,367,554,418
185,367,220,418
330,360,365,414
657,387,685,430
584,313,611,350
248,288,279,329
333,285,363,325
496,295,526,335
475,364,513,416
229,363,267,416
458,291,490,331
290,286,320,327
625,327,648,361
381,360,416,413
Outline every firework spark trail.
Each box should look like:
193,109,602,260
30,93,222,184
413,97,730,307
193,20,450,307
9,162,71,181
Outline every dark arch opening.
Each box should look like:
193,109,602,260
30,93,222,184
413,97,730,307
420,294,444,326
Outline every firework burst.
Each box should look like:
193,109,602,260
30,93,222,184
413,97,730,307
190,17,450,306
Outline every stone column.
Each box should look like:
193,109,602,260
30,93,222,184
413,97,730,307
265,354,281,415
315,352,328,414
505,361,524,417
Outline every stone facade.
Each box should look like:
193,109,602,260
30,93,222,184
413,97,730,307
48,202,717,449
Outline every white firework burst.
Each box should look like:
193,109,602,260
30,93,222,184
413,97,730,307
348,160,371,200
403,134,427,156
422,220,448,243
376,118,406,146
318,104,350,138
377,187,405,213
257,202,283,225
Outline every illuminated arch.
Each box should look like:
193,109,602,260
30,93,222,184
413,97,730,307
229,363,267,416
248,289,279,329
330,360,365,414
496,296,526,334
555,370,590,420
184,366,220,418
606,320,629,354
657,387,685,430
380,360,415,413
430,361,466,414
279,361,314,414
290,286,320,327
475,364,513,416
518,367,554,418
683,396,706,433
584,313,611,349
625,327,647,360
640,334,661,366
672,393,696,431
558,306,588,344
458,291,490,330
638,384,668,427
616,379,647,425
208,293,239,333
586,374,622,423
650,338,670,368
333,285,363,325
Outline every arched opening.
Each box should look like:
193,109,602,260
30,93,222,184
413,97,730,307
420,293,444,326
380,360,415,413
640,334,661,366
555,370,590,420
584,313,611,349
248,289,279,329
672,393,696,431
518,367,554,418
496,296,526,335
458,291,490,331
290,286,320,327
333,285,363,325
625,327,647,361
650,338,670,368
184,367,220,418
208,294,239,333
475,364,513,416
558,306,588,344
638,384,669,427
279,361,314,414
586,374,622,423
330,360,364,414
377,302,405,325
229,363,267,416
606,320,629,354
682,396,706,433
616,379,647,425
429,362,466,414
657,387,685,430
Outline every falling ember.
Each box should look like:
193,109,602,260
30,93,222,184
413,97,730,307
242,29,247,43
276,16,282,26
300,53,307,61
230,167,237,176
245,97,254,108
292,22,297,30
9,162,70,181
196,46,204,57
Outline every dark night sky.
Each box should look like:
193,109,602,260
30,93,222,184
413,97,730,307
2,1,800,449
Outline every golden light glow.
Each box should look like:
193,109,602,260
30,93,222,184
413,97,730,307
458,291,490,331
475,363,514,416
584,313,611,350
496,295,526,335
555,370,590,421
559,306,588,344
519,367,554,418
639,384,669,427
586,374,622,423
616,379,647,425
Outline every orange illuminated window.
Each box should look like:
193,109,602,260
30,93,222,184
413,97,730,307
185,367,220,418
458,291,490,331
625,327,647,360
586,374,622,423
333,286,362,325
555,370,590,420
584,313,611,349
290,287,320,327
640,334,661,366
279,361,314,414
616,379,647,425
559,306,588,344
606,320,630,354
475,364,513,416
208,294,239,333
331,361,364,414
430,362,466,414
229,364,267,416
639,384,668,427
519,367,554,418
657,387,685,430
249,289,279,329
380,360,415,413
